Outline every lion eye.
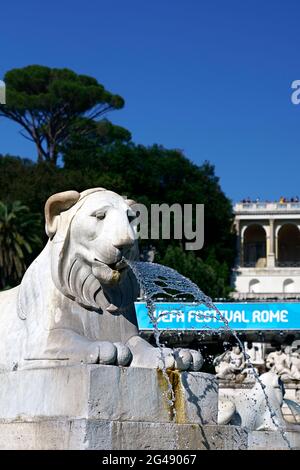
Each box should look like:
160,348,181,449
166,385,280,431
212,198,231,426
94,211,106,220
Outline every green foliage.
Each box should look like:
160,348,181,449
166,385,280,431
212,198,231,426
0,65,126,164
63,118,131,169
0,201,42,289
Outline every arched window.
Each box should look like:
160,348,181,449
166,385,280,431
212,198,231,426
249,279,260,293
277,224,300,266
283,279,294,293
243,224,266,267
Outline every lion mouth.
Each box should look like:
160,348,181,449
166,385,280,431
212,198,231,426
108,259,128,271
92,257,128,286
94,258,127,272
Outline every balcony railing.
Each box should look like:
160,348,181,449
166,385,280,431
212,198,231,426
234,202,300,212
240,261,300,268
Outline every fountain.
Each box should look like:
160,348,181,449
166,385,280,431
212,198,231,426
0,188,298,450
129,261,300,449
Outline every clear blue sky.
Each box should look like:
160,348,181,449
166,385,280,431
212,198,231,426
0,0,300,203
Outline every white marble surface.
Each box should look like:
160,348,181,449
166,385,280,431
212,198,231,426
218,371,300,432
0,364,217,424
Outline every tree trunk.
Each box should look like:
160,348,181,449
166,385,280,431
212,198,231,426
48,142,58,166
37,147,44,163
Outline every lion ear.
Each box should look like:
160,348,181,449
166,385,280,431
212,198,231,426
126,199,137,207
45,190,80,238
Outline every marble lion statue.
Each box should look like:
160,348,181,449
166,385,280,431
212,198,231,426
0,188,202,371
218,371,299,431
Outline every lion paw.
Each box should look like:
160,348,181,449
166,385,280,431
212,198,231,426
127,336,203,371
113,342,132,366
87,341,132,366
136,346,203,371
173,348,203,371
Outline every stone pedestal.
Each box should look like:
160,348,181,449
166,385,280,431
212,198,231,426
0,364,247,450
0,419,249,450
0,365,298,449
0,365,218,424
248,430,300,450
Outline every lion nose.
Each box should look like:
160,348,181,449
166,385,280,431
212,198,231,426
110,208,135,251
113,239,134,252
112,233,135,251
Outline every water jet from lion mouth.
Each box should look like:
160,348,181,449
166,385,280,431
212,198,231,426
94,257,128,273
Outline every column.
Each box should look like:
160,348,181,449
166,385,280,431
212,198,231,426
267,219,275,267
235,219,243,266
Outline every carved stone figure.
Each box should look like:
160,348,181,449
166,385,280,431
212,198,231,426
244,341,265,366
284,342,300,381
0,188,202,371
266,345,300,382
290,350,300,381
214,345,245,380
266,348,289,374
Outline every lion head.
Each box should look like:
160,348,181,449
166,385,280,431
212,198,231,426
45,188,140,313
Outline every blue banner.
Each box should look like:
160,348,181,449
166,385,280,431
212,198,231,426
135,302,300,331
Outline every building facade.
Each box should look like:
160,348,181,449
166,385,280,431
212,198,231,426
232,201,300,300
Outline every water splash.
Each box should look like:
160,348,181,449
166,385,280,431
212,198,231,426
128,261,177,413
128,260,292,449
